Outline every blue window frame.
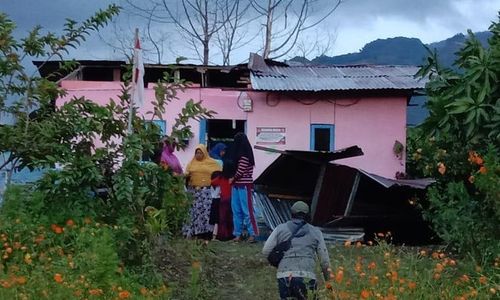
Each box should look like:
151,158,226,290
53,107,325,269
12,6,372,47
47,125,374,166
310,124,335,151
146,120,167,135
199,119,207,144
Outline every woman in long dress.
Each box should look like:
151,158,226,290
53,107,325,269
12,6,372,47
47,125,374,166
183,144,222,239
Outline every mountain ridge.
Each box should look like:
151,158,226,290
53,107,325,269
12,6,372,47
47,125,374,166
290,31,492,67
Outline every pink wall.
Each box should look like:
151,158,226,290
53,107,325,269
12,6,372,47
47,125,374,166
59,81,406,179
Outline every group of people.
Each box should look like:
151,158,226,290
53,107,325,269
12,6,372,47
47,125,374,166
182,132,259,242
160,133,331,299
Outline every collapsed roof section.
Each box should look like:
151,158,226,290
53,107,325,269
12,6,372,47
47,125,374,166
32,60,250,89
254,145,436,244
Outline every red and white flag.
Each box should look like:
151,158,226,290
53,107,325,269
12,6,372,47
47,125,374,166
131,30,144,107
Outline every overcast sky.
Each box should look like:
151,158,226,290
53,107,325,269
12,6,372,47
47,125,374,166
1,0,499,64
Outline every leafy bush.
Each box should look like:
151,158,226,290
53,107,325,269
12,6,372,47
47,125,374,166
0,186,168,299
408,13,500,262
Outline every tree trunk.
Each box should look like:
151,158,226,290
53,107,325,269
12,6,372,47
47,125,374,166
203,41,209,65
263,0,273,59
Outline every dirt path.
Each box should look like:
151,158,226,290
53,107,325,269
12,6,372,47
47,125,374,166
154,238,277,299
204,240,277,299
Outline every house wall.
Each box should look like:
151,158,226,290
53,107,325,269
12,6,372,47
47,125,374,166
59,81,406,178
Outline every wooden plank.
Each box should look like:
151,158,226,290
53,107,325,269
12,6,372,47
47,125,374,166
268,194,310,201
344,172,361,216
253,145,286,154
311,163,327,222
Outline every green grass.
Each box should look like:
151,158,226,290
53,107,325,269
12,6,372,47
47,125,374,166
163,239,499,300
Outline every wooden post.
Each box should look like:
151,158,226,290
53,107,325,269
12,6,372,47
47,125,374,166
311,163,327,223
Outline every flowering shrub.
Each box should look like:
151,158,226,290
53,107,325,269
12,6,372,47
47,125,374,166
408,14,500,262
318,240,500,300
0,187,169,299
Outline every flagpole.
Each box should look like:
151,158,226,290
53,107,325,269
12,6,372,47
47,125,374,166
127,28,139,135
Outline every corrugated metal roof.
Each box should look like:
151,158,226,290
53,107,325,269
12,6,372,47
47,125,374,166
249,59,427,91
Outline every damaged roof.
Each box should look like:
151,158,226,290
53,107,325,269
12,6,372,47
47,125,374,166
248,53,427,92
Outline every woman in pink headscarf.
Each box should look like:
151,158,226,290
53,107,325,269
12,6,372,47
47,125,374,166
160,141,183,175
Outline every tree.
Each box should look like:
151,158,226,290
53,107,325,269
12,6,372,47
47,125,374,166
125,0,244,65
0,5,215,268
408,13,500,261
214,0,255,65
250,0,343,59
0,5,121,176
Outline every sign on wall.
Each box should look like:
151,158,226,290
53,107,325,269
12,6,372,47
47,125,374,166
256,127,286,145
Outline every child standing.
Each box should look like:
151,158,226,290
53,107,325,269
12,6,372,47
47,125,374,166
210,164,234,241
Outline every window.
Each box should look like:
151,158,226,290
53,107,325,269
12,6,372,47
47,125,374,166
199,118,246,150
145,120,167,135
310,124,334,151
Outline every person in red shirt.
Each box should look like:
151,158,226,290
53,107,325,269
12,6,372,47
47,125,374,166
210,162,234,241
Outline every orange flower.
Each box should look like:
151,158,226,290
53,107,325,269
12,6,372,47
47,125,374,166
435,263,444,272
431,252,440,259
468,151,483,165
460,274,470,282
479,166,487,174
369,275,379,285
118,290,131,299
34,235,44,245
390,271,398,282
53,273,63,283
140,287,149,295
325,282,333,290
0,280,11,288
479,276,487,284
368,262,376,270
408,281,416,289
360,289,370,299
335,270,344,284
51,224,63,234
89,289,104,296
15,276,27,285
344,240,351,247
433,273,441,280
437,162,446,175
66,219,75,227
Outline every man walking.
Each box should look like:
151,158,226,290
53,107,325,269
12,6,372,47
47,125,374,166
262,201,331,300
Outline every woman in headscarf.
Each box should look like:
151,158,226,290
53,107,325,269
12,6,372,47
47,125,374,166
160,141,183,174
183,144,222,239
228,132,259,243
209,142,227,167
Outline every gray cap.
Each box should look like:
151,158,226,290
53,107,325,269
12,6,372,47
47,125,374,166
291,201,309,214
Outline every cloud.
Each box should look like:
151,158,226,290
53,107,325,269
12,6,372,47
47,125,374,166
2,0,499,63
3,0,118,32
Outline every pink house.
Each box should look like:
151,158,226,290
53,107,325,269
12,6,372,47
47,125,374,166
36,54,425,179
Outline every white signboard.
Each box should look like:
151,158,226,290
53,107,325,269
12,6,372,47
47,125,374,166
256,127,286,145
